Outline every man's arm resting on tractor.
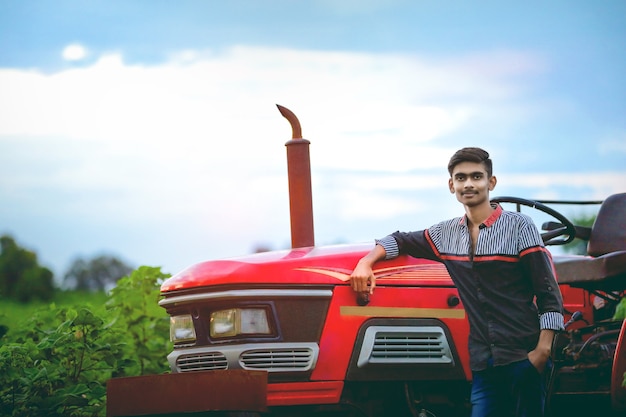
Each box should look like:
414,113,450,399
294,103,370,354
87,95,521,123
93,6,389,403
351,244,387,294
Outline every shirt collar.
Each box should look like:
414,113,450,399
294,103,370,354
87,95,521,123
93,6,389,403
460,203,502,228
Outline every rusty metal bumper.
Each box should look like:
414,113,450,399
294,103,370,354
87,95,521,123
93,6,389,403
106,370,268,416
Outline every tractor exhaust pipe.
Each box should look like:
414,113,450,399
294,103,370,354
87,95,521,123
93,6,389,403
277,104,315,248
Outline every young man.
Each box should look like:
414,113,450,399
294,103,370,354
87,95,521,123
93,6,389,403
350,147,564,417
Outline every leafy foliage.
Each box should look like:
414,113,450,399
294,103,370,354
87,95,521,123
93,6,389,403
614,297,626,321
0,266,171,416
106,266,171,376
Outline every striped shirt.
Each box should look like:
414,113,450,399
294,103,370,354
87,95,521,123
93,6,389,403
377,203,564,371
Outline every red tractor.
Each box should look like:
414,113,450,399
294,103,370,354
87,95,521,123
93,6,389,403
107,107,626,417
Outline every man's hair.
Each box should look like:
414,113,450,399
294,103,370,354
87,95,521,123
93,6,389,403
447,147,493,177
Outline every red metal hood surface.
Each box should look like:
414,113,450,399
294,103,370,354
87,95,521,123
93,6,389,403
160,243,454,293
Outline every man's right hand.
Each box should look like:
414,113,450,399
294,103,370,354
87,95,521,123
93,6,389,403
350,244,386,294
350,261,376,294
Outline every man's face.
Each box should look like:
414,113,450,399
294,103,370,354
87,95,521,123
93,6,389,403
448,161,497,207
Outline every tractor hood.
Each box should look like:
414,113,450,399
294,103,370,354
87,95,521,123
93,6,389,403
160,243,454,293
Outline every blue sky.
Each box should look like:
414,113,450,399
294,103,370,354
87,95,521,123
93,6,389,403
1,0,625,283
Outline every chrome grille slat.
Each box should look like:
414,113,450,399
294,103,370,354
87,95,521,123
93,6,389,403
372,334,447,359
240,348,314,370
176,352,228,371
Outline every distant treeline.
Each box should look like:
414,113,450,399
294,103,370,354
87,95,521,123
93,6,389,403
0,234,133,303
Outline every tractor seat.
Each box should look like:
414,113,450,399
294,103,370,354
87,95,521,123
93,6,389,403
554,193,626,291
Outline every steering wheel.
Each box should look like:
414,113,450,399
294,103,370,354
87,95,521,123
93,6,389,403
490,196,576,246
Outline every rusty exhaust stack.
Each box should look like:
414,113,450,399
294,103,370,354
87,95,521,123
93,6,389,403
277,104,315,248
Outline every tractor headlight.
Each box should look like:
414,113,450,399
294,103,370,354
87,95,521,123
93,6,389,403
170,314,196,343
210,308,271,338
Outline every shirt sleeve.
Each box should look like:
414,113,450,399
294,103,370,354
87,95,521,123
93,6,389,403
375,235,400,260
376,228,441,262
518,216,565,331
540,311,565,331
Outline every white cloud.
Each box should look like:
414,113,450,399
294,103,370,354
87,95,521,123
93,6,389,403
2,45,610,274
62,43,89,61
0,46,543,187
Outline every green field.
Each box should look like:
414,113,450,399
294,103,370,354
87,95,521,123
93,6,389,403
0,291,110,337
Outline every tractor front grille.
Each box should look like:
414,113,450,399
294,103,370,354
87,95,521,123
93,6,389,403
171,343,319,373
358,326,453,367
176,351,228,371
240,347,315,371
